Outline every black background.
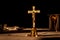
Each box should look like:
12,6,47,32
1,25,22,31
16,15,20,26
0,0,60,28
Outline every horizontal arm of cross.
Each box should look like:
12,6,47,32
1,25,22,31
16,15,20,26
28,10,40,14
35,10,40,13
28,10,33,14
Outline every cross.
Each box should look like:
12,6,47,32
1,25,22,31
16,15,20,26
28,6,40,28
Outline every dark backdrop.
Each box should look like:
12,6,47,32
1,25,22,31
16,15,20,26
0,0,60,28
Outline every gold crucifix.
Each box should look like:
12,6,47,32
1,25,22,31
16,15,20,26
28,6,40,28
27,6,40,37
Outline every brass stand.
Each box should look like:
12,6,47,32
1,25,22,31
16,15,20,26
31,27,37,37
25,27,38,37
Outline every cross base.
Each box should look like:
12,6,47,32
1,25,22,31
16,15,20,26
25,27,38,37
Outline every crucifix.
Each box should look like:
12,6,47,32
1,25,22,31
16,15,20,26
28,6,40,28
27,6,40,37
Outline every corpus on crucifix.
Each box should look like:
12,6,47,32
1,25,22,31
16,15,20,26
27,6,40,37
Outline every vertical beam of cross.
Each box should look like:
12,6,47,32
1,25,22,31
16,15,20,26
28,6,40,28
